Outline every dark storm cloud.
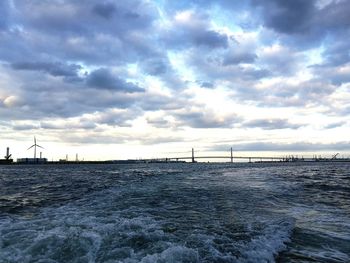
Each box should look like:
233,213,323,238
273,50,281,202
11,61,82,77
242,119,303,130
86,68,144,92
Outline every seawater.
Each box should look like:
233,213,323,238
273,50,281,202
0,163,349,263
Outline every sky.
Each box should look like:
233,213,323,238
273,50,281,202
0,0,350,161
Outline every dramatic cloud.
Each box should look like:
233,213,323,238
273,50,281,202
255,0,316,35
164,10,229,49
11,61,82,77
86,68,144,92
0,0,349,159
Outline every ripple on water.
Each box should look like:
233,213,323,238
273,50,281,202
0,163,349,262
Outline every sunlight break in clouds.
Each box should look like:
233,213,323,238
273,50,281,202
0,0,349,160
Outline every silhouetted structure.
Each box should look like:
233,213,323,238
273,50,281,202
17,158,48,164
0,147,13,165
27,136,44,159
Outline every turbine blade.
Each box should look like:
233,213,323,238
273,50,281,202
27,145,35,150
37,145,44,149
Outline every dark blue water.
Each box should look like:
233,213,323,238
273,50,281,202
0,163,349,262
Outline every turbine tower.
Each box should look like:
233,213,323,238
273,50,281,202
27,136,44,159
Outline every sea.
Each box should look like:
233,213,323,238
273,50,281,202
0,162,349,263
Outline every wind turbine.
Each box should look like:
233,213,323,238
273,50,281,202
27,136,44,159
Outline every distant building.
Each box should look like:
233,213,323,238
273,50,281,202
17,158,48,164
0,159,13,165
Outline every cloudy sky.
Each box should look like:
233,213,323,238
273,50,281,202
1,0,350,160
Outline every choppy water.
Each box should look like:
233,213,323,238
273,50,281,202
0,162,349,262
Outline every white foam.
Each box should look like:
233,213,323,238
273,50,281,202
237,218,294,263
0,202,169,262
140,246,199,263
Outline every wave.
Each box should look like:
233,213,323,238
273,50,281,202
0,200,294,263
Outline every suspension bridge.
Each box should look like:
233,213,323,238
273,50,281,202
137,148,346,163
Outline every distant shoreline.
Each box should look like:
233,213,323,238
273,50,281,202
1,159,350,165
